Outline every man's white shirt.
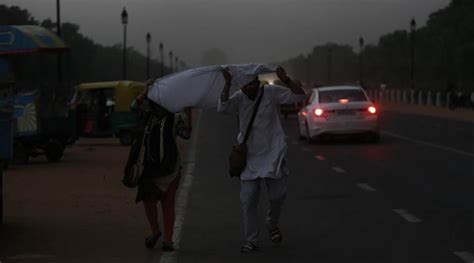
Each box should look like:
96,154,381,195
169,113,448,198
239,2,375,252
218,85,306,180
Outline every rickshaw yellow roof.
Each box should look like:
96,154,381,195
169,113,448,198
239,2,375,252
77,81,145,90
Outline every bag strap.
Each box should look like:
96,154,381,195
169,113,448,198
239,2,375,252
137,118,155,165
243,86,265,144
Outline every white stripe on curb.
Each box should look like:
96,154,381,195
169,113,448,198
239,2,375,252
392,209,422,223
453,251,474,263
156,110,203,263
8,255,56,260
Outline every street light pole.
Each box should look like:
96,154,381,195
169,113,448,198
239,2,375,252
175,56,178,72
56,0,62,101
327,47,332,85
56,0,61,37
169,50,173,73
121,7,128,80
306,55,311,85
146,32,151,79
359,37,364,88
159,42,164,77
410,18,416,90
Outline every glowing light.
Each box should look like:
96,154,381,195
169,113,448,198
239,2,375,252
302,111,307,116
339,98,349,104
314,108,324,116
368,106,377,114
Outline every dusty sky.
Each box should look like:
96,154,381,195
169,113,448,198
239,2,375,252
4,0,450,66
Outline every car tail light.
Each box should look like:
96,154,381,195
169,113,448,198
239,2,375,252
368,106,377,114
339,98,349,104
314,108,324,117
301,111,307,117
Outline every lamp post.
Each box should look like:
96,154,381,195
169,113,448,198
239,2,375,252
327,47,332,85
175,56,178,72
169,50,173,73
56,0,62,99
146,32,151,79
359,37,364,87
121,7,128,80
159,42,164,77
410,18,416,90
306,54,311,85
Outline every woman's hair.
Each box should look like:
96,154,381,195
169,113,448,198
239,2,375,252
140,98,170,118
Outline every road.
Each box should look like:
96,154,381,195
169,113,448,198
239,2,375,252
174,109,473,263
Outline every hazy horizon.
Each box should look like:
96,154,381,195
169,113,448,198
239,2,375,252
3,0,451,66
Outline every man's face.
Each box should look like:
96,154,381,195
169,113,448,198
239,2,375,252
241,79,260,99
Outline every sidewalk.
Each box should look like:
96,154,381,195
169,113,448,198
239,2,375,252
0,136,190,263
382,103,474,123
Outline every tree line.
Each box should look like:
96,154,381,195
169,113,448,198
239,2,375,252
0,5,172,93
279,0,474,92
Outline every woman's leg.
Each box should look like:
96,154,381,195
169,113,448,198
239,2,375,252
161,176,180,242
143,198,161,235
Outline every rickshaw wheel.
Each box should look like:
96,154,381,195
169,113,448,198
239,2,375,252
13,141,30,164
119,130,134,146
45,140,64,162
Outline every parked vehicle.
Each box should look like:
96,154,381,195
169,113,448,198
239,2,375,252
0,25,73,164
72,81,145,145
297,86,379,143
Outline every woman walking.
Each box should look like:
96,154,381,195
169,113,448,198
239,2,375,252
126,81,192,251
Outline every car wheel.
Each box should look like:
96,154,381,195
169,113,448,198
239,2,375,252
305,122,313,144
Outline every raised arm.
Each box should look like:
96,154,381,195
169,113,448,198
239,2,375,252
220,68,232,102
275,66,305,95
218,68,241,114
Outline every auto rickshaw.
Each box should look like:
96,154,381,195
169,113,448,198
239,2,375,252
73,81,145,145
0,25,74,164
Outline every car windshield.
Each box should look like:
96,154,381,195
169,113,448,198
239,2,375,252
318,89,367,103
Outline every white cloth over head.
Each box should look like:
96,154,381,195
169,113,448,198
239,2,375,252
147,63,275,112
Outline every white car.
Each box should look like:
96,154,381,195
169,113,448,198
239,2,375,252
297,86,379,142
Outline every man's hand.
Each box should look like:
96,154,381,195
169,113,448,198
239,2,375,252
137,79,154,102
275,66,305,95
276,66,289,83
222,68,232,84
145,78,155,87
221,68,232,102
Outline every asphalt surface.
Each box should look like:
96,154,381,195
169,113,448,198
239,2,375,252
176,109,473,263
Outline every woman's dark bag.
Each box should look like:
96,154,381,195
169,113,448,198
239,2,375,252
122,121,152,188
228,87,264,178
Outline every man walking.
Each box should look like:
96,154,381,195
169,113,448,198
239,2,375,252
218,66,306,252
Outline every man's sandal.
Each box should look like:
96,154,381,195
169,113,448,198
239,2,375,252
240,242,259,252
269,227,283,245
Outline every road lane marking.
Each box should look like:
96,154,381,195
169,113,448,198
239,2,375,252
156,110,203,263
315,155,325,161
392,209,422,223
302,147,311,152
332,166,346,173
382,131,474,158
453,251,474,263
356,183,376,192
